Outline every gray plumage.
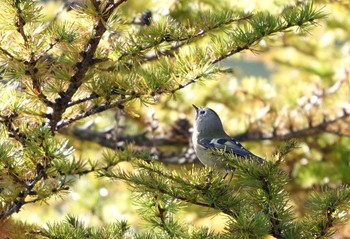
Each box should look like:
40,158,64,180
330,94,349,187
192,104,264,168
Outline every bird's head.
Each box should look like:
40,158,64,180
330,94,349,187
192,104,226,137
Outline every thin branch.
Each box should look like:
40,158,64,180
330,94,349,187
59,125,198,164
14,1,28,45
60,106,350,165
236,108,350,141
56,70,208,129
0,163,46,220
67,92,100,107
63,109,350,151
0,113,27,144
67,88,130,108
116,14,253,63
56,96,131,129
211,45,251,65
156,186,219,209
49,0,128,131
92,14,253,71
26,52,54,107
299,72,349,112
67,127,182,147
315,207,335,239
259,176,283,238
108,169,237,216
0,46,21,61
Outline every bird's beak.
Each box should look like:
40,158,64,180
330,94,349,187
192,104,199,120
192,104,199,113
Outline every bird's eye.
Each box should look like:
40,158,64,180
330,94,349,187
199,110,205,115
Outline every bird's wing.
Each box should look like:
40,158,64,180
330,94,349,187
198,138,264,163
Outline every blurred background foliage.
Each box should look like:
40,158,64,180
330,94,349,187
1,0,350,237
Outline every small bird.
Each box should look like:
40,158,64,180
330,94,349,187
192,104,264,169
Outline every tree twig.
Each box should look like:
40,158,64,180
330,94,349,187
49,0,128,131
236,108,350,141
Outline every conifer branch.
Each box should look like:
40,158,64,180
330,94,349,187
165,14,253,54
49,0,127,131
56,96,131,129
14,0,28,45
99,2,321,71
303,187,350,238
103,168,212,209
0,125,74,219
65,127,184,148
315,207,335,239
0,113,27,144
0,163,46,220
0,160,68,220
59,117,197,165
0,47,20,61
157,187,213,209
61,125,197,164
211,5,323,64
5,1,349,237
62,108,349,166
0,166,70,220
26,55,54,107
56,72,207,129
66,87,130,108
116,13,253,63
152,197,182,238
48,2,325,131
259,175,283,238
102,165,238,217
66,92,101,107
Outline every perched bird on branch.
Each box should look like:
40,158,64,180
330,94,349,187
192,104,264,170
